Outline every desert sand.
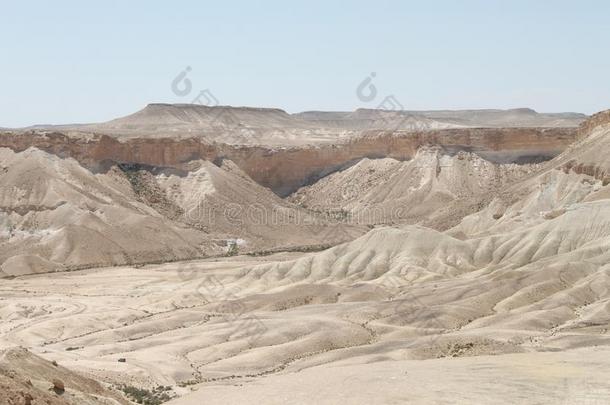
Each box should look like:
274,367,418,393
167,348,610,405
0,106,609,404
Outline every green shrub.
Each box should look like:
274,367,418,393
120,385,173,405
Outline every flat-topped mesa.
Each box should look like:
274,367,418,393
101,103,293,129
11,105,586,146
144,103,289,115
296,108,586,130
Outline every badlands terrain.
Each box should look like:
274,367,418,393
1,105,610,404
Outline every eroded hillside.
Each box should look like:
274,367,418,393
0,126,577,196
1,108,609,405
0,106,593,275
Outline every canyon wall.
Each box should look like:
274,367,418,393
0,127,577,195
559,110,610,185
230,127,576,195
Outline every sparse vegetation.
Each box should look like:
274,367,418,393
7,222,15,237
120,385,174,405
246,243,334,257
118,164,184,220
225,241,239,256
177,379,198,388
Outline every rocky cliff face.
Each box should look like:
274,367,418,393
0,127,577,196
232,127,576,195
577,109,610,139
558,110,610,185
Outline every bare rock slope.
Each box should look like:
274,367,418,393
0,147,217,276
0,347,128,405
290,147,541,228
0,148,359,276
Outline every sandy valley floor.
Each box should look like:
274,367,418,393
2,110,610,404
1,249,609,404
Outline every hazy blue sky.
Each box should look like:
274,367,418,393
1,0,609,127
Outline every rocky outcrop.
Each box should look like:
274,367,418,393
561,161,610,186
577,109,610,139
0,347,129,405
557,112,610,185
0,127,577,196
233,127,576,195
